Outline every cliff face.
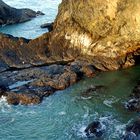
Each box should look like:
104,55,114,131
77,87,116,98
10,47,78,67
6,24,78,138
0,33,50,71
48,0,140,70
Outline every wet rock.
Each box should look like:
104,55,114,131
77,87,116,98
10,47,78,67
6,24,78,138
33,70,77,90
40,22,53,32
123,132,137,140
0,84,9,97
81,65,96,78
0,0,44,25
7,92,41,105
36,11,45,16
125,81,140,112
123,118,140,140
85,121,104,138
81,85,105,96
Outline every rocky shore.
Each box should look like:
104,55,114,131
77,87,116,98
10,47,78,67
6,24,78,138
0,0,140,139
0,0,44,25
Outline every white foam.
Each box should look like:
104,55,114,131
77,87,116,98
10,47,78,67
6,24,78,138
103,97,119,108
58,111,66,116
0,96,11,113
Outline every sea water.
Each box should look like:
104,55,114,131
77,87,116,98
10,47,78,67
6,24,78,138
0,0,61,39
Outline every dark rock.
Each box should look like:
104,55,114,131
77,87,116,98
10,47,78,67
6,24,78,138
123,118,140,140
0,84,9,97
36,11,45,16
123,132,137,140
81,85,105,98
40,22,53,32
0,0,44,25
125,81,140,112
85,121,104,138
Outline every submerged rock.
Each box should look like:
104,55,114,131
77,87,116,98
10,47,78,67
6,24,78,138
0,0,44,25
125,81,140,112
85,121,105,138
123,118,140,140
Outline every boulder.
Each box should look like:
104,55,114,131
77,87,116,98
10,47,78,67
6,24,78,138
85,121,105,138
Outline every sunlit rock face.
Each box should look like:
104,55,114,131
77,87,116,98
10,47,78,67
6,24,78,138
48,0,140,71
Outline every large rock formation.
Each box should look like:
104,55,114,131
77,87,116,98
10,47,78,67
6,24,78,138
47,0,140,71
0,0,44,25
1,0,140,104
1,0,140,71
0,33,50,71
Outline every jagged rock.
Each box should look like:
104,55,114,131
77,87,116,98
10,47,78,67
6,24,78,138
0,64,82,105
47,0,140,71
0,0,44,25
40,22,53,32
6,92,41,105
32,70,77,90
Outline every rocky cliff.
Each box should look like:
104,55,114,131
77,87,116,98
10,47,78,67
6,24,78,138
48,0,140,71
1,0,140,71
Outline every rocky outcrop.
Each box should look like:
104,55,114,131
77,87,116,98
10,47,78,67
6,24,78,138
0,0,44,25
47,0,140,71
1,0,140,71
0,58,97,105
40,22,54,32
0,33,51,71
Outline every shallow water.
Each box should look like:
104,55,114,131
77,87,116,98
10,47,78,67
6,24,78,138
0,65,140,140
0,0,140,140
0,0,61,39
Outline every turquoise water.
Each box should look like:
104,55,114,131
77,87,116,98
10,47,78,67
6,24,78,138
0,65,140,140
0,0,140,139
0,0,61,39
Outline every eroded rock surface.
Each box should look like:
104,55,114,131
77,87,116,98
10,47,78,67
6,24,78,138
0,59,97,105
47,0,140,71
0,0,44,25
